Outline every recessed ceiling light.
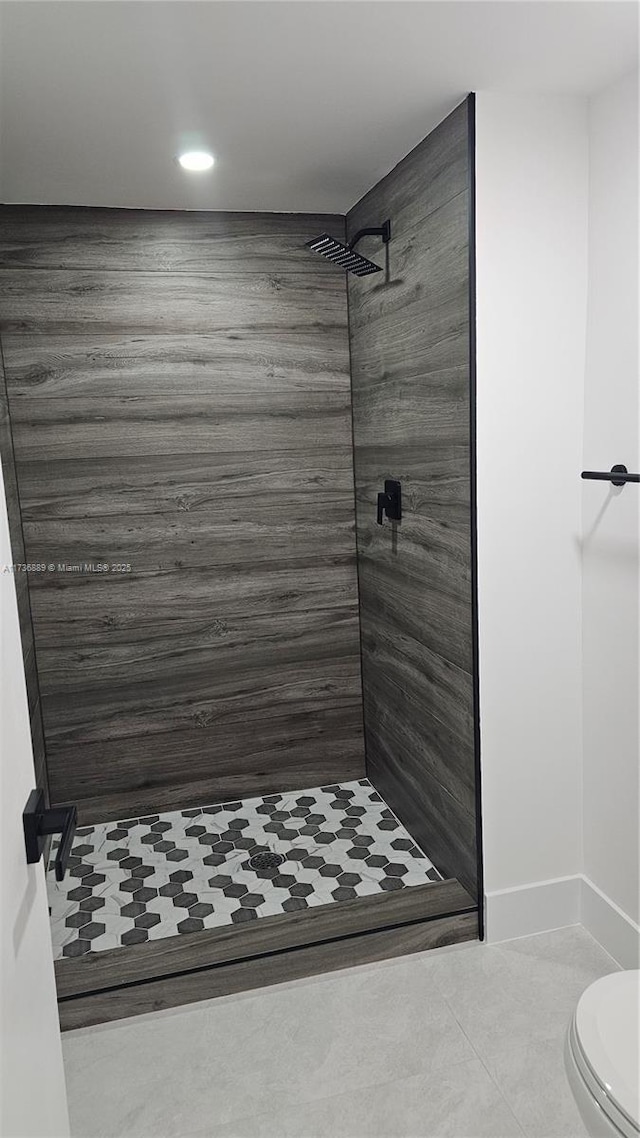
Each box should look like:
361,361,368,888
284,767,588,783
177,151,215,172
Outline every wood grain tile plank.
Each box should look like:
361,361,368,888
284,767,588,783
27,561,359,645
37,606,361,692
22,495,356,572
349,302,469,385
0,207,345,273
354,442,470,511
355,482,471,571
351,368,470,447
0,352,49,798
360,613,474,802
3,207,363,816
362,657,474,825
57,911,478,1028
30,701,48,790
358,557,472,676
348,98,477,899
47,703,366,822
0,269,346,334
55,879,475,997
347,191,469,326
1,331,350,399
15,449,354,520
9,392,352,461
0,378,25,560
41,653,362,747
356,495,471,570
366,709,477,896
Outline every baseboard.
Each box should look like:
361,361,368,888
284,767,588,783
484,875,581,943
580,876,640,970
484,874,640,968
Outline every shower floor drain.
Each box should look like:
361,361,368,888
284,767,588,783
249,851,284,871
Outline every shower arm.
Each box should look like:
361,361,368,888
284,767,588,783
349,220,391,251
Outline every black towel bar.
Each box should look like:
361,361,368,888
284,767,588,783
581,464,639,487
23,788,77,881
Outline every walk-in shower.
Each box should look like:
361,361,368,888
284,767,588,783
1,95,480,1030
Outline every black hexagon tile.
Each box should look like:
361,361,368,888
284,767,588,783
48,779,441,958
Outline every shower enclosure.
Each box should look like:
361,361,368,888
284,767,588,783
0,96,481,1028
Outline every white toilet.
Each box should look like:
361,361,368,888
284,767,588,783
565,970,640,1137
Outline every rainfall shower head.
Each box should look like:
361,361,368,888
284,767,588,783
305,220,391,277
305,234,381,276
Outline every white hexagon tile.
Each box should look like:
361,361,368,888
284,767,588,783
47,778,441,960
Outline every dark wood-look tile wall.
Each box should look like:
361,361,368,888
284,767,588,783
347,99,479,897
0,207,364,822
0,353,48,798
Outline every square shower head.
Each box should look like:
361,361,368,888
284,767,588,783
305,233,382,276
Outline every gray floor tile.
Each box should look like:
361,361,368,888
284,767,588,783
191,1060,525,1138
482,1033,589,1138
63,957,474,1136
423,927,618,1057
63,927,609,1138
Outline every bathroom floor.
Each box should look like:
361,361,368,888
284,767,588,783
61,926,616,1137
48,778,441,960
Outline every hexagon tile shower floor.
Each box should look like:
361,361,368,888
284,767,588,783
47,779,442,959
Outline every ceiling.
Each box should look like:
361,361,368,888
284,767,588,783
0,1,637,214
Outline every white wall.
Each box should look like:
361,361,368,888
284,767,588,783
475,94,589,936
582,69,639,941
0,462,69,1137
476,84,640,963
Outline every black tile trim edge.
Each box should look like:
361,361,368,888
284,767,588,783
466,91,485,940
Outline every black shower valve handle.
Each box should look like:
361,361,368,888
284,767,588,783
377,491,388,525
377,479,402,525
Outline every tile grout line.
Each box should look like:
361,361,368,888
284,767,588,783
437,974,528,1138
